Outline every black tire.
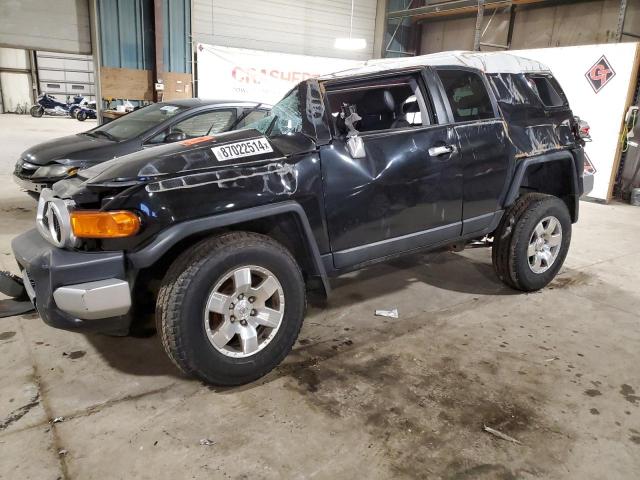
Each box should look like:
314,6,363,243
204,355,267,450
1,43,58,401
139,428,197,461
492,193,571,291
76,110,87,121
157,231,306,386
30,106,44,118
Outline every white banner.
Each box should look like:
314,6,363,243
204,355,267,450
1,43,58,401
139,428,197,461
196,43,362,106
509,43,639,201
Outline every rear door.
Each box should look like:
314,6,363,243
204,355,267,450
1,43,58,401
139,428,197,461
434,67,511,235
320,71,463,269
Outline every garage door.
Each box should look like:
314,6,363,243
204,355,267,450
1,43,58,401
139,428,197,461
36,51,95,102
192,0,377,60
0,0,91,54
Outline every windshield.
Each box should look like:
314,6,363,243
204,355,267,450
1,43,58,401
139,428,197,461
89,103,190,141
243,88,304,138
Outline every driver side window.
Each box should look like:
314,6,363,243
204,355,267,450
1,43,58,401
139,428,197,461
326,76,432,135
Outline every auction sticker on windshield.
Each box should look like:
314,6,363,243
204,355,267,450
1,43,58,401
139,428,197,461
211,137,273,161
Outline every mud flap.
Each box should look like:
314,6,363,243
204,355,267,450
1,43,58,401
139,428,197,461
0,271,35,318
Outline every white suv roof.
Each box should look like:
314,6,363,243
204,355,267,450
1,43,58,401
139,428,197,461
320,51,551,80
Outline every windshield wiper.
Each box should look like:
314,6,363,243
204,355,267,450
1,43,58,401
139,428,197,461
228,103,263,131
93,130,118,142
265,116,279,136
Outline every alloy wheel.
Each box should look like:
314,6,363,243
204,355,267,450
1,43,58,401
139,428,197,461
527,215,563,274
203,265,285,358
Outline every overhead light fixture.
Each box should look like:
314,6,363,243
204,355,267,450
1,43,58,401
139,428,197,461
334,38,367,50
334,0,367,51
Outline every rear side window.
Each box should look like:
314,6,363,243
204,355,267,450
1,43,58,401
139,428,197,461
527,75,566,107
437,70,494,122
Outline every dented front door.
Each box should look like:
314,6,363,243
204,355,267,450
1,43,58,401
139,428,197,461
321,124,463,269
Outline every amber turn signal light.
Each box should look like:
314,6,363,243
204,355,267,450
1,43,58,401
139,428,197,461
70,210,141,238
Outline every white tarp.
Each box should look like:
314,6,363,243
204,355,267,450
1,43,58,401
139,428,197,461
196,42,639,201
196,43,362,106
509,43,639,201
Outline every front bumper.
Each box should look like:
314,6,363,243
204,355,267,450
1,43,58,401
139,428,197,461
13,174,50,194
12,229,132,334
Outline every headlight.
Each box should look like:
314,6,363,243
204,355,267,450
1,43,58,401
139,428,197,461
32,164,79,179
20,160,38,170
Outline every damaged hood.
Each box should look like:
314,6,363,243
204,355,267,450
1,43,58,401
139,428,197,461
76,129,312,186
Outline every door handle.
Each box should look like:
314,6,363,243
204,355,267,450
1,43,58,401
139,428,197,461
428,144,455,157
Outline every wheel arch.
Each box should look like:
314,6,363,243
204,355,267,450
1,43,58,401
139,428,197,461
128,201,330,298
503,150,581,223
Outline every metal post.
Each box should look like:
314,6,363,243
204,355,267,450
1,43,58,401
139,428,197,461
616,0,628,42
473,0,485,51
153,0,164,102
28,50,39,104
506,4,516,49
373,0,388,58
88,0,102,123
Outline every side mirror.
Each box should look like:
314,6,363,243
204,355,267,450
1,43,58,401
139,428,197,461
164,132,187,143
347,135,366,158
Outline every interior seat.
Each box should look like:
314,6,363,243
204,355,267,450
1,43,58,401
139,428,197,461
390,101,420,129
358,90,395,131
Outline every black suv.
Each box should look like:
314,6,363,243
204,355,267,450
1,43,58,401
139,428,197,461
11,52,592,386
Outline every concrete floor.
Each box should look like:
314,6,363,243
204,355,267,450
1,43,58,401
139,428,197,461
0,114,639,479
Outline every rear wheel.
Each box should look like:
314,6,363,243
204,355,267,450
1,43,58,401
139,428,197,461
492,193,571,291
76,110,87,121
30,106,44,118
157,232,306,386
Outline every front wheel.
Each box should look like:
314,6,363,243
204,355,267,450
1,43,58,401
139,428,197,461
492,193,572,291
30,106,44,118
157,232,306,386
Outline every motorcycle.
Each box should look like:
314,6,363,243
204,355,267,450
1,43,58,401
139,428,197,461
68,97,89,118
30,94,84,118
76,101,97,122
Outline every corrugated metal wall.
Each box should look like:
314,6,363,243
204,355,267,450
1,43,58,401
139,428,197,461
98,0,191,73
98,0,154,69
163,0,192,73
0,0,91,54
192,0,378,60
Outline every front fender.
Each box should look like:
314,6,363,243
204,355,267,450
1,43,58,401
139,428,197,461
127,201,330,295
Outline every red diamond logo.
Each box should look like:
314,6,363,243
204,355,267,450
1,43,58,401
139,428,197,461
585,55,615,93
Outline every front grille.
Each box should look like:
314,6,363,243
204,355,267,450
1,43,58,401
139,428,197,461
41,210,49,230
51,210,62,243
36,188,76,248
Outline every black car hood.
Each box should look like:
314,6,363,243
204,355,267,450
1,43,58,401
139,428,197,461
77,129,314,186
20,133,116,166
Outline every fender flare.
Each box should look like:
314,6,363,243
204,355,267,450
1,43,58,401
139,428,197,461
503,150,580,207
128,201,330,295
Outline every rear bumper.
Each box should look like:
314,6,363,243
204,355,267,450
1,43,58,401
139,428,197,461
582,174,594,197
12,229,132,334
